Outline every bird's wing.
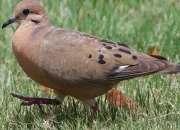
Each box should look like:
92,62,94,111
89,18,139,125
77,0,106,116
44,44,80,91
40,27,169,86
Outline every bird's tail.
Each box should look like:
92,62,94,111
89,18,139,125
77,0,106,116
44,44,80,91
157,64,180,74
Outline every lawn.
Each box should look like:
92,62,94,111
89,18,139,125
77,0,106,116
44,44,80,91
0,0,180,129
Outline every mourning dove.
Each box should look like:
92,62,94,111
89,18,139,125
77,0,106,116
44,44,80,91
2,0,180,118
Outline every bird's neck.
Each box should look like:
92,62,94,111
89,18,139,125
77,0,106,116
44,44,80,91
13,21,52,57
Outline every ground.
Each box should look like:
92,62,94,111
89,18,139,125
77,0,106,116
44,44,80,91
0,0,180,129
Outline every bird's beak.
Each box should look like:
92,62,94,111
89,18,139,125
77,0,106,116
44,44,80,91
2,17,16,29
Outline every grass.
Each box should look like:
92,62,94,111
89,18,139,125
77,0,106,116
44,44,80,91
0,0,180,129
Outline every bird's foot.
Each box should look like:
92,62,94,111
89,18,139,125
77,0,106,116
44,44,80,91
11,93,61,114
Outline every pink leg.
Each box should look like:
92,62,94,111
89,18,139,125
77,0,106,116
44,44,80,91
91,102,99,120
11,93,61,114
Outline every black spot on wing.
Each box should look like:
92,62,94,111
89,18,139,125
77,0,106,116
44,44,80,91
101,39,130,49
117,42,130,48
132,55,137,60
105,46,113,50
98,60,106,64
114,54,122,58
101,39,115,44
99,54,104,60
88,54,92,58
118,48,131,54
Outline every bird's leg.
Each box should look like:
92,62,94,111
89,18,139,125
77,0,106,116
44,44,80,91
11,93,61,106
83,99,99,120
91,102,99,120
11,93,61,114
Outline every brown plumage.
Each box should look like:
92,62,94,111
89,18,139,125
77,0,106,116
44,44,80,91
2,0,180,117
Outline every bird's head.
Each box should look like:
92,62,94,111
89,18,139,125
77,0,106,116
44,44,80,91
2,0,48,29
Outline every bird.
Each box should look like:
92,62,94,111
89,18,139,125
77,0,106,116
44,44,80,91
2,0,180,118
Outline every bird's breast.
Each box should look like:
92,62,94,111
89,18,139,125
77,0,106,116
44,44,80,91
12,26,51,86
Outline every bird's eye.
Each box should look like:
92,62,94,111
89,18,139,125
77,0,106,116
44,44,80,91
23,9,30,15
